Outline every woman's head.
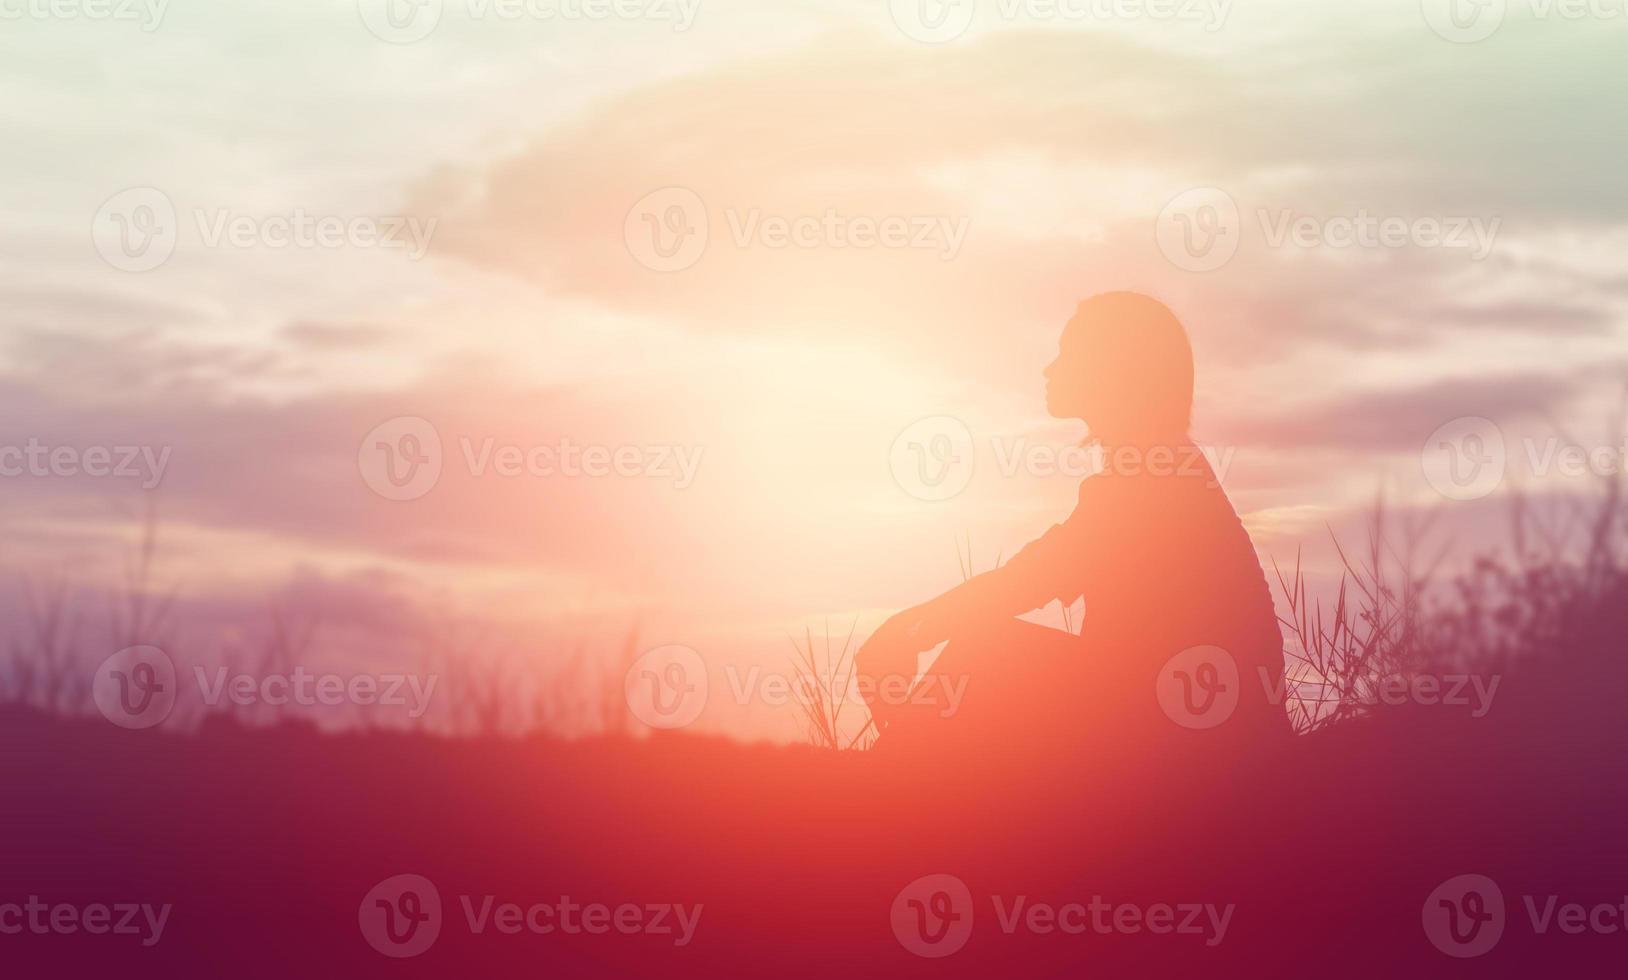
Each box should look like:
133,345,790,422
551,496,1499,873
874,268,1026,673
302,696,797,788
1043,292,1193,442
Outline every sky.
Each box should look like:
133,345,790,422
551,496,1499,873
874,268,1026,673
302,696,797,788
2,0,1626,740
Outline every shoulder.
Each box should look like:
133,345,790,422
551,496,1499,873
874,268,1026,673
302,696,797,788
1072,468,1142,509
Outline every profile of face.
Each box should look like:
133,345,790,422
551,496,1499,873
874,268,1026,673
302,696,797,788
1042,326,1094,420
1042,292,1195,443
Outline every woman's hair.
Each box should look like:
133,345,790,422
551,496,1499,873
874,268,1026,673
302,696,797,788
1066,291,1193,441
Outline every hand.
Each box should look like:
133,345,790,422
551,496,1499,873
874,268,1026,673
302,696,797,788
855,613,924,730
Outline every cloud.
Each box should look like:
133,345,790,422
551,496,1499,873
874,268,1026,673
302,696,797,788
279,320,395,350
1219,367,1623,454
410,25,1628,400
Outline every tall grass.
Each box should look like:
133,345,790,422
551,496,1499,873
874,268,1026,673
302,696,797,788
1273,465,1627,732
1,504,178,718
786,618,872,750
7,451,1625,747
1270,495,1445,731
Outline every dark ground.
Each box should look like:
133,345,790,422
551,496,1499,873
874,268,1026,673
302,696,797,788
3,671,1625,978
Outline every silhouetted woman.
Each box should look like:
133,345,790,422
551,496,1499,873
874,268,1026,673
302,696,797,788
858,292,1285,751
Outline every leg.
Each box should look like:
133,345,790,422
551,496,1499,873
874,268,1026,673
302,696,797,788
875,619,1087,752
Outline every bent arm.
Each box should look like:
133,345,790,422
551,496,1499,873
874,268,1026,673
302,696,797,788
895,564,1050,648
905,511,1080,644
864,515,1078,668
856,523,1075,726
